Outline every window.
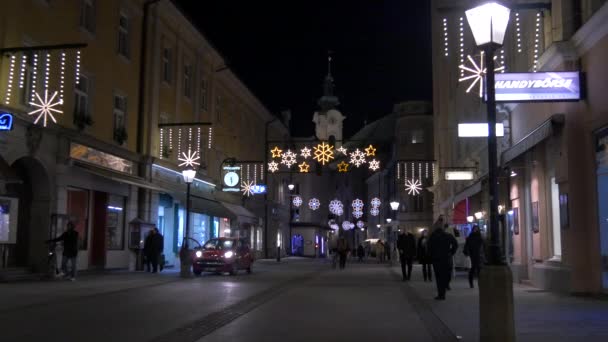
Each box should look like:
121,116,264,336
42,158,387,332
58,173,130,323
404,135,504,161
192,213,210,245
106,195,125,250
117,13,130,58
162,48,172,83
183,64,192,98
215,95,222,123
80,0,96,34
74,75,90,121
200,78,208,110
113,95,127,143
411,129,424,144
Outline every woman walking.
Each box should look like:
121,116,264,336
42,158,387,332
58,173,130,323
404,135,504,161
417,229,432,282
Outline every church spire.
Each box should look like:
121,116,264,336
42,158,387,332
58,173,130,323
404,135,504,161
318,52,339,110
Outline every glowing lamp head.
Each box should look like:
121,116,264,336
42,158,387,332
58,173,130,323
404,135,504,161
386,218,392,223
474,211,484,220
390,201,400,211
467,216,475,223
510,170,517,177
287,183,295,191
181,168,196,184
465,2,511,47
376,224,381,228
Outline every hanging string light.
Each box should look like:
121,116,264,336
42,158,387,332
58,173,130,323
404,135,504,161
443,18,449,57
261,164,264,181
425,162,429,179
4,55,16,105
168,128,173,155
75,50,81,84
197,127,201,156
253,164,257,183
159,128,164,159
418,162,422,178
177,128,182,156
459,16,465,77
19,54,27,89
59,51,66,102
208,127,213,149
44,52,50,90
500,49,505,72
188,127,193,151
247,164,250,182
397,162,400,180
515,12,521,53
31,53,38,102
534,11,541,72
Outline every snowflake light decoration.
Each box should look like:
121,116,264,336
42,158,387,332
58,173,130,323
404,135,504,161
370,197,381,208
335,207,344,216
308,198,320,211
352,199,364,210
342,221,352,231
364,145,377,156
329,199,343,215
268,161,279,173
298,161,310,173
28,90,63,127
356,220,365,229
292,196,303,207
370,207,380,216
313,142,334,165
369,159,380,171
405,179,423,195
178,149,200,168
337,161,349,173
353,210,363,219
336,146,348,155
349,149,367,167
270,147,283,158
300,146,312,159
281,150,298,168
241,180,255,197
459,51,505,98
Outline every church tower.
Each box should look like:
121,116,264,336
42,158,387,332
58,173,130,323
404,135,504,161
313,55,345,144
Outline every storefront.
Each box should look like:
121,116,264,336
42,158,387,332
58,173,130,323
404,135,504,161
596,127,608,290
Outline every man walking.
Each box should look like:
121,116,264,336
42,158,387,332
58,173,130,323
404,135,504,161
397,230,416,281
144,228,164,273
428,216,458,300
464,225,484,288
48,221,79,281
337,236,349,270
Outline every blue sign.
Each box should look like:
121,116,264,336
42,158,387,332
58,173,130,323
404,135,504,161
0,112,14,131
251,184,267,195
492,72,581,103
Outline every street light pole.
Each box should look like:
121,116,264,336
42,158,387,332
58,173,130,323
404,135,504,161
180,168,195,278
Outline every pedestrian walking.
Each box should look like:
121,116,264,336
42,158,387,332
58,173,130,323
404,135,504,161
144,228,164,273
47,221,79,281
428,216,458,300
376,240,385,263
417,229,432,282
397,230,416,281
464,225,484,288
357,244,365,262
444,223,455,290
337,237,349,269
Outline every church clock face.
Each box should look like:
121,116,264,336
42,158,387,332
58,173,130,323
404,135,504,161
224,172,239,187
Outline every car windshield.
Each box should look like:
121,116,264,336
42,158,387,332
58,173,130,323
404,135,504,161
202,239,234,250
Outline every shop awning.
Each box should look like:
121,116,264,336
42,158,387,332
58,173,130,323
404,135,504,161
221,202,258,226
452,199,468,224
501,114,565,165
190,196,236,220
74,161,166,192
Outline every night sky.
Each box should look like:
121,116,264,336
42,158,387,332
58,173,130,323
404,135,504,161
175,1,432,138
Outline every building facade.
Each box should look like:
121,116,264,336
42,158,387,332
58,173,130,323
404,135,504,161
431,0,608,294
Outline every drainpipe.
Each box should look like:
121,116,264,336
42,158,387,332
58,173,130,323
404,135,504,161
264,118,278,258
136,0,161,221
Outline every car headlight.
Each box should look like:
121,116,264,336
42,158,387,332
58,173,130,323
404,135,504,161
195,251,202,258
224,251,234,258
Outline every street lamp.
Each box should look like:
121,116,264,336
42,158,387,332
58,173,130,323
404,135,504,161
389,201,400,211
287,183,295,191
179,166,196,278
386,218,392,223
465,2,514,341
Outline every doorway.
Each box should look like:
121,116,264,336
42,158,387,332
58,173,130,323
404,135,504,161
291,234,304,256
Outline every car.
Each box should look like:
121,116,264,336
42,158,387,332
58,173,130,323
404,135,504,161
192,237,254,276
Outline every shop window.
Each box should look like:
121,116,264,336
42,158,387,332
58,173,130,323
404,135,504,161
176,207,185,250
213,217,220,238
157,206,165,236
191,213,210,245
67,188,89,250
106,194,125,250
256,227,263,251
550,177,562,259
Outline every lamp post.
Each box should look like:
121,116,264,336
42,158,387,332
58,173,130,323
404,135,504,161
465,2,514,341
179,166,196,278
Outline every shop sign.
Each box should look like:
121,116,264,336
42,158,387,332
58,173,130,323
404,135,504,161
0,112,14,131
492,72,581,102
445,170,475,180
251,184,267,194
222,165,241,192
458,123,504,137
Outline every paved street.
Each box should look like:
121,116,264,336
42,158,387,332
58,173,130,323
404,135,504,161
2,258,608,342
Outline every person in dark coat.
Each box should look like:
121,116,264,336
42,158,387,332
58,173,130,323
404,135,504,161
397,230,416,281
357,244,365,262
48,221,79,281
428,217,458,300
464,225,484,288
337,237,349,269
144,228,164,273
417,229,432,282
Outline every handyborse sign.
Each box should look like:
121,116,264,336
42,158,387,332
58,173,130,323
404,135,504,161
487,72,581,103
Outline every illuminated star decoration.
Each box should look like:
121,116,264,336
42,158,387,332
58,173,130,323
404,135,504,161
241,180,255,197
28,90,63,127
298,161,310,173
405,179,423,195
370,207,380,216
352,199,364,210
336,146,348,155
300,146,312,159
364,145,376,156
370,197,381,207
337,161,349,173
369,159,380,171
292,196,303,207
270,146,283,158
268,161,279,173
313,142,334,165
308,198,320,211
349,149,367,167
459,51,505,98
281,150,298,168
178,149,200,168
